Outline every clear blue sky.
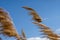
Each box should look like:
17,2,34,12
0,0,60,40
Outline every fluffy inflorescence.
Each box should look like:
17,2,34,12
33,21,60,40
22,6,42,23
22,6,60,40
0,8,20,40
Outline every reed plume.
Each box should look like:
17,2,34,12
21,29,26,40
0,8,21,40
33,22,60,40
22,6,60,40
22,6,42,23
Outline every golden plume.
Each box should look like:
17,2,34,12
22,6,42,23
22,6,60,40
33,22,60,40
21,29,26,40
0,8,21,40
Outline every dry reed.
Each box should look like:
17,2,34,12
0,6,59,40
22,6,42,23
33,22,60,40
21,29,26,40
0,8,21,40
22,6,60,40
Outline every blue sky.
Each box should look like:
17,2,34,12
0,0,60,40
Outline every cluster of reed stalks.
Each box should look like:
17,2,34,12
0,6,60,40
